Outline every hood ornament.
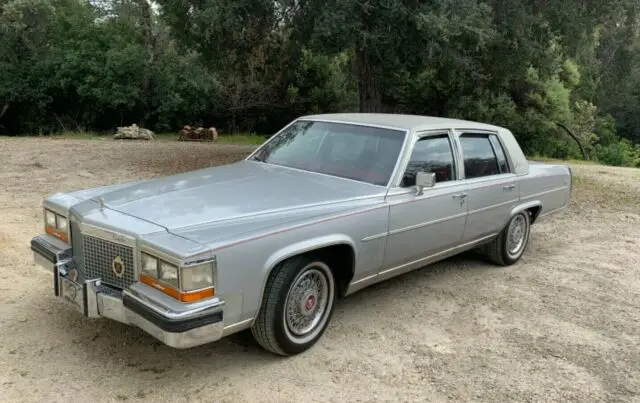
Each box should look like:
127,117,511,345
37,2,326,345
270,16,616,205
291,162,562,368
98,197,105,211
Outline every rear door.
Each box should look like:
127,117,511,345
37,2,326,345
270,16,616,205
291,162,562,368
454,130,520,242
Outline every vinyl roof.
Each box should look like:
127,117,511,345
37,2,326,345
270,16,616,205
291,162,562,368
299,113,504,132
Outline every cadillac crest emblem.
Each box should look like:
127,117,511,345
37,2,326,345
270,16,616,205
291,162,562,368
112,256,125,278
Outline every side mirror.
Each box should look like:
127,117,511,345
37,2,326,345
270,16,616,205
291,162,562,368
415,171,436,195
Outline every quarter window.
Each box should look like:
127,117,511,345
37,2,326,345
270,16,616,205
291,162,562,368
489,134,510,174
459,133,502,179
402,134,456,186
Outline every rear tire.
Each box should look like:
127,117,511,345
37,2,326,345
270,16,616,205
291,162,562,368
483,210,531,266
251,255,336,356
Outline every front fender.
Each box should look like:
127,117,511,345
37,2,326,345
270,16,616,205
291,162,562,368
249,234,357,325
263,234,357,274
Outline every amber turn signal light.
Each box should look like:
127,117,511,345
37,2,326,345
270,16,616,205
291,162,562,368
139,274,215,303
46,226,69,242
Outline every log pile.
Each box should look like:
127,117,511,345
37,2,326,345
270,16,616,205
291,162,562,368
113,124,155,140
178,125,218,142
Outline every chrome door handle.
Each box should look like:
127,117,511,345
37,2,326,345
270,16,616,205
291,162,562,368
452,193,468,199
503,184,516,190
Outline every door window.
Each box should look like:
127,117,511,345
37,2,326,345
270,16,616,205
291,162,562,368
459,133,503,179
402,134,456,186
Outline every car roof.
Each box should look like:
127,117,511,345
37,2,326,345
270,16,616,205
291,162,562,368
298,113,504,132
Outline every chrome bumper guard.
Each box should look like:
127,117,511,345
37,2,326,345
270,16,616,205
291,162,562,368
31,234,224,349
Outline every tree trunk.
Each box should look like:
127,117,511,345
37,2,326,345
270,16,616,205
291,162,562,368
355,49,382,113
137,0,155,125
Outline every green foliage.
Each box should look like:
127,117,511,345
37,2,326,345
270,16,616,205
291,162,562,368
594,114,618,147
560,59,582,89
285,50,357,115
0,0,225,133
149,46,223,132
569,100,598,153
595,139,640,167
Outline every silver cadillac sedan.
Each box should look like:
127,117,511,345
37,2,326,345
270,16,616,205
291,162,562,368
31,113,572,356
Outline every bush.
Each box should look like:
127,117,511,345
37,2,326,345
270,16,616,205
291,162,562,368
595,139,640,167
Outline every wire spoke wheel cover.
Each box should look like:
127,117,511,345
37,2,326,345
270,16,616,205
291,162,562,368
283,262,334,345
506,212,529,259
251,254,338,355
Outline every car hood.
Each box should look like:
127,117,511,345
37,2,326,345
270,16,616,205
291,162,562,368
70,160,385,232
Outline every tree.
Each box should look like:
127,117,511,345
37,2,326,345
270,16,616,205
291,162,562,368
1,0,640,167
295,0,496,113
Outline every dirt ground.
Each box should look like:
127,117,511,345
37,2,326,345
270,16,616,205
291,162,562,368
0,137,639,403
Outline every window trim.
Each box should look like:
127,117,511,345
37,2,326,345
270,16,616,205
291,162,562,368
402,133,459,187
393,129,461,190
455,130,509,180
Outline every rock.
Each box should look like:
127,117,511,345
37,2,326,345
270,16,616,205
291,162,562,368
114,124,155,140
178,125,217,142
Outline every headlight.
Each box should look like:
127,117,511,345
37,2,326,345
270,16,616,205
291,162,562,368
141,253,158,276
159,261,179,288
44,208,69,242
181,263,214,291
139,251,215,303
57,216,68,232
45,210,57,227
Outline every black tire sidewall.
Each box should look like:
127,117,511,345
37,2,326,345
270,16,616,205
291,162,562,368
270,256,337,355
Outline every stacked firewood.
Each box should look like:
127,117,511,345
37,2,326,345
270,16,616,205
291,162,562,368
178,125,218,142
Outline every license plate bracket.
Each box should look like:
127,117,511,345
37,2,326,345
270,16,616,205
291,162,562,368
58,273,84,313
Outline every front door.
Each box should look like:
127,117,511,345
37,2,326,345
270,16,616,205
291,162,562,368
381,131,468,277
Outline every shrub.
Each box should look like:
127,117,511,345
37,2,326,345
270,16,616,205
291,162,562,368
595,139,640,167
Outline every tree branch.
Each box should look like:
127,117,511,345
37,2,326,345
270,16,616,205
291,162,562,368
556,122,589,160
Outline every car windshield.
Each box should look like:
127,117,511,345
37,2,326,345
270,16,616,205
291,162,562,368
251,120,407,186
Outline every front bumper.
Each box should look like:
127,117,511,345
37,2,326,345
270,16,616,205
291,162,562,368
31,234,225,349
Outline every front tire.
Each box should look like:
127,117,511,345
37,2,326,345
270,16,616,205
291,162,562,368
484,210,531,266
251,255,336,356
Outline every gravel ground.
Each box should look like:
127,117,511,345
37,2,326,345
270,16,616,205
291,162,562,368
0,137,639,403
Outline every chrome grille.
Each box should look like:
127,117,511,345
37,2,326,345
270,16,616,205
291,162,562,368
82,235,135,289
